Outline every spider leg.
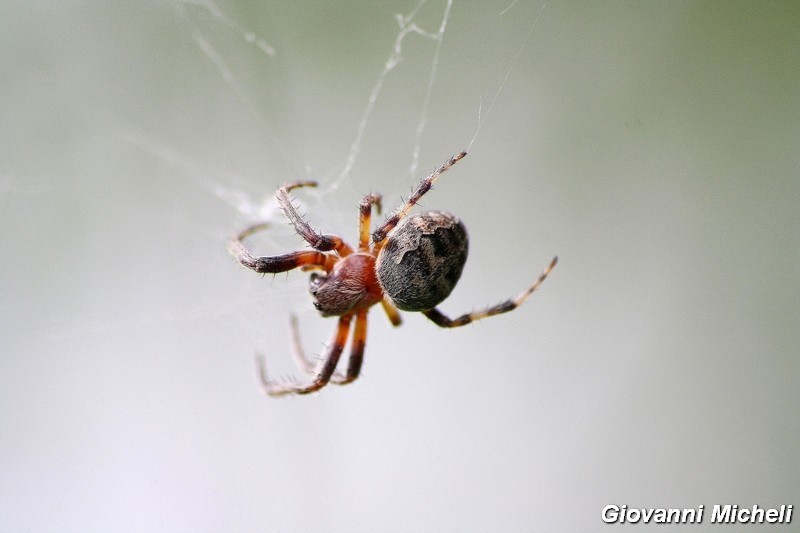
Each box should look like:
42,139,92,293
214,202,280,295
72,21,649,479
330,309,368,385
228,223,334,273
287,314,317,377
276,181,353,256
372,151,467,244
422,256,558,328
380,299,403,327
257,314,353,396
358,193,382,251
288,311,370,385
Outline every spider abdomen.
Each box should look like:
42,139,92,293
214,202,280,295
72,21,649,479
376,211,468,312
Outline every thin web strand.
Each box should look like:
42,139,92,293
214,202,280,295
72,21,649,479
177,0,276,56
168,0,300,216
334,0,455,190
408,0,454,179
468,0,549,152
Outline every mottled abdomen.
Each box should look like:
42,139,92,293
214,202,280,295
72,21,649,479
376,211,468,312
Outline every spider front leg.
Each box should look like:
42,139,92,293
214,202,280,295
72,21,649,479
423,256,558,328
257,314,353,396
276,181,352,256
372,151,467,244
228,223,335,273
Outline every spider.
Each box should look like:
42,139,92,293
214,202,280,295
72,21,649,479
229,151,557,396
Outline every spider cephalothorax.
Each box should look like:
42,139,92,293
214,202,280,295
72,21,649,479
229,151,557,396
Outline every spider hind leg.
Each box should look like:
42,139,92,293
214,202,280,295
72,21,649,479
422,256,558,328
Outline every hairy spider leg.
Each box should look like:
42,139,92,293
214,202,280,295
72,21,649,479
257,314,353,396
358,193,382,251
422,256,558,328
332,309,368,384
287,314,316,376
358,191,404,327
276,181,353,256
372,150,467,244
287,310,369,386
228,223,334,273
357,190,403,327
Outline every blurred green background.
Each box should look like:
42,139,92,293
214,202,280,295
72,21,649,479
2,1,798,531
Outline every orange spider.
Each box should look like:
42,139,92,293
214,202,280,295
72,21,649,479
229,151,557,396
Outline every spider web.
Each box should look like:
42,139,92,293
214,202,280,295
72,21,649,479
108,0,548,373
152,0,548,218
4,4,799,532
174,0,461,215
118,1,461,244
16,0,552,348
